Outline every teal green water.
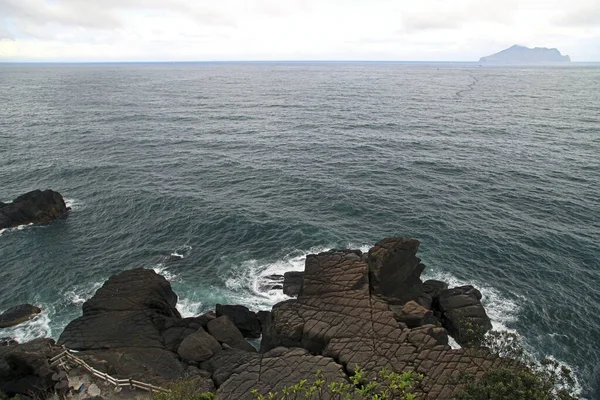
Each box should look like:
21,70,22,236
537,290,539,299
0,62,598,397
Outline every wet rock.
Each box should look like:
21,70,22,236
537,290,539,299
367,237,425,304
0,190,70,229
177,328,222,363
437,285,492,347
207,316,256,353
282,271,304,297
0,304,42,328
216,304,261,338
0,338,18,347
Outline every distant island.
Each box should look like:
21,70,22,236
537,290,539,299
479,45,571,64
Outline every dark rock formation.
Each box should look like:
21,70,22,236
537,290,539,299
437,285,492,347
283,271,304,297
0,338,18,347
0,304,42,328
58,269,187,384
0,338,63,397
367,237,425,304
35,237,507,399
162,316,211,353
216,304,261,338
419,279,449,309
0,190,70,230
480,44,571,63
207,316,256,353
177,328,222,363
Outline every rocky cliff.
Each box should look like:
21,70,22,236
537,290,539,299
1,237,516,399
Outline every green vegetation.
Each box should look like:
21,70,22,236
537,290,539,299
153,380,216,400
454,330,579,400
251,366,422,400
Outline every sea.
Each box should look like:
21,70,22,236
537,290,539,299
0,62,598,397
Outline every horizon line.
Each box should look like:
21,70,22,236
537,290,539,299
1,59,598,64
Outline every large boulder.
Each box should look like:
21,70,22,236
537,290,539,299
207,316,256,353
177,328,222,363
0,304,42,328
436,285,492,347
216,304,261,338
58,269,187,384
391,300,439,328
283,271,304,297
367,238,425,304
0,338,62,397
0,190,70,229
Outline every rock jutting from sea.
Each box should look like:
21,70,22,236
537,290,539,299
0,189,70,230
0,237,516,399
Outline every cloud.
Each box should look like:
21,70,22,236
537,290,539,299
398,0,518,33
0,0,599,61
556,1,600,27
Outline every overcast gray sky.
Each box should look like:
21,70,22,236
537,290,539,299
1,0,599,61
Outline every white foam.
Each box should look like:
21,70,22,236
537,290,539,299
177,297,204,318
64,281,103,305
64,198,83,210
153,244,193,282
0,306,53,343
153,264,178,281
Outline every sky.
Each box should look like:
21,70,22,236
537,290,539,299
0,0,599,62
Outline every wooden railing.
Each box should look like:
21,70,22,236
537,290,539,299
49,350,169,393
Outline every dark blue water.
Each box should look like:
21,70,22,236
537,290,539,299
0,62,599,397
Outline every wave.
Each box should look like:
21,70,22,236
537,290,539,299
0,223,34,237
64,198,83,210
177,297,204,318
153,244,193,282
63,281,103,305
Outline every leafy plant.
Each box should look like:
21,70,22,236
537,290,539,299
153,379,216,400
251,366,422,400
454,330,579,400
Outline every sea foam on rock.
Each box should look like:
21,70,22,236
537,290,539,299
5,237,507,399
0,304,42,328
0,190,70,229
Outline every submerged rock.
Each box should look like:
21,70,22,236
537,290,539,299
0,190,70,229
0,304,42,328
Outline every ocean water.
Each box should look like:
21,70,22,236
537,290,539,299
0,62,598,397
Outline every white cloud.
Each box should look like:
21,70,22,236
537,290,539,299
0,0,598,61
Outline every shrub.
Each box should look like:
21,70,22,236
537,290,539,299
251,366,422,400
455,330,579,400
153,380,216,400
